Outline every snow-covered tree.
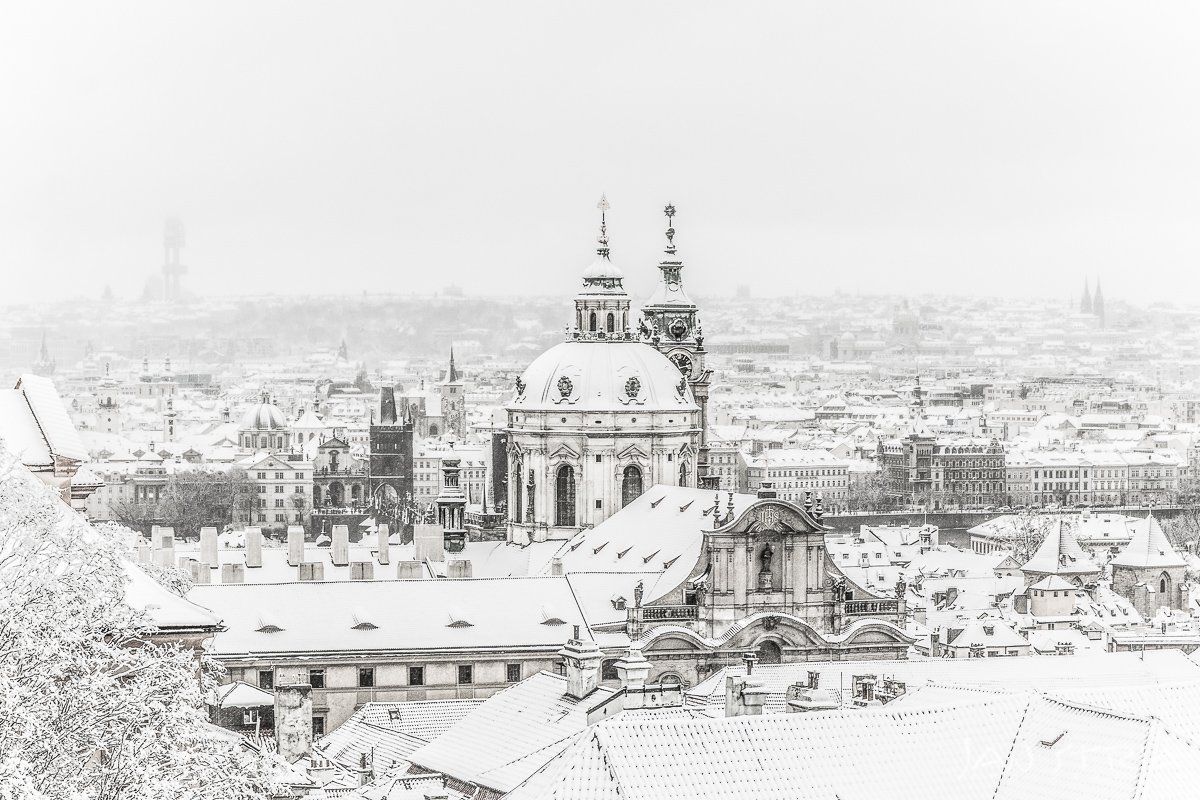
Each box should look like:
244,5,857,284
0,449,276,800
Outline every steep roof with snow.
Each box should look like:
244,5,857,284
1020,520,1099,577
1110,513,1186,569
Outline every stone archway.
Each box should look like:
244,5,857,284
756,640,782,664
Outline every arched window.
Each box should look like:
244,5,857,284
1160,572,1171,596
679,460,690,486
657,672,686,688
606,312,615,333
622,465,644,508
429,424,439,436
512,458,524,523
555,465,576,527
622,311,628,331
757,640,782,664
589,311,597,332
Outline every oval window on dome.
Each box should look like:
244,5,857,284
557,376,573,398
624,377,641,398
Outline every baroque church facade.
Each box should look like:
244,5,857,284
505,198,703,544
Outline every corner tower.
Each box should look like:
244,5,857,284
642,205,712,486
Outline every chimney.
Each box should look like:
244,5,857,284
397,560,423,579
725,674,768,717
807,670,820,690
414,522,445,563
245,527,263,568
332,525,350,567
154,526,176,568
287,526,305,566
558,626,602,700
274,684,313,763
550,556,564,576
376,524,390,565
200,526,218,566
447,560,473,578
221,563,246,584
189,560,211,585
614,646,650,691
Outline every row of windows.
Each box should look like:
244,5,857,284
258,662,523,690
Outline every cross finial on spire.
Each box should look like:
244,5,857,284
596,193,610,260
664,204,677,255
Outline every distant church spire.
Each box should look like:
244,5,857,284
445,346,460,384
1080,278,1093,314
33,332,55,377
1093,276,1105,327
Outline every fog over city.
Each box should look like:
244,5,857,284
10,5,1200,800
5,2,1200,304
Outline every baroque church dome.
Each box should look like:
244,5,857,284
240,394,288,431
511,340,696,414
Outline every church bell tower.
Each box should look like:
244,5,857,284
642,205,713,484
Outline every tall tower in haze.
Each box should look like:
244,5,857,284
1093,277,1105,328
642,204,712,485
1079,278,1092,314
162,217,188,302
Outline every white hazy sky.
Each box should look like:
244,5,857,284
3,2,1200,305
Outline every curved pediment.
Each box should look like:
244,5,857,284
715,498,826,535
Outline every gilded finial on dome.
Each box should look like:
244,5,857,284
664,204,676,255
596,193,610,260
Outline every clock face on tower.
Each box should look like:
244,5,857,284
668,318,689,341
670,352,692,377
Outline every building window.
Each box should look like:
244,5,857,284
358,667,375,688
408,666,425,686
309,668,325,689
457,665,474,685
621,465,644,508
312,716,326,738
555,465,576,527
258,669,274,690
242,709,260,726
506,663,521,683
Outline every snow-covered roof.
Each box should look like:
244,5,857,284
508,692,1200,800
684,649,1200,714
410,671,617,793
190,577,589,656
207,681,274,709
1029,575,1077,592
1020,520,1099,577
0,374,87,468
549,485,760,603
1111,514,1186,569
